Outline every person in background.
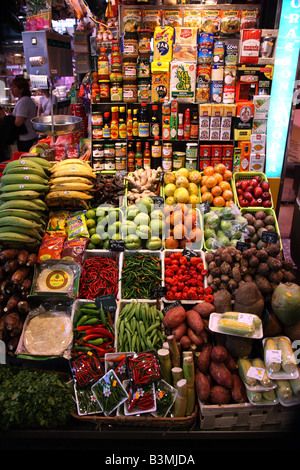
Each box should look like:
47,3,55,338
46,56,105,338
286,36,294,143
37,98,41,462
37,86,57,117
11,75,38,152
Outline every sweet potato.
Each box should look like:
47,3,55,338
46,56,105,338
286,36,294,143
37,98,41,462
231,373,247,403
172,322,187,341
209,385,231,404
209,361,233,389
197,343,212,373
163,306,186,329
195,370,211,402
224,354,238,371
211,345,228,363
186,309,203,335
180,335,191,350
193,302,215,318
187,328,203,347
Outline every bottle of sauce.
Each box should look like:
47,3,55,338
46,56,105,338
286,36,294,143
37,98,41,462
135,141,143,169
190,109,199,140
118,106,127,139
98,47,110,103
138,103,149,138
111,43,122,74
132,108,139,138
151,136,162,169
110,106,119,140
127,142,135,172
183,108,191,140
150,104,160,138
177,113,184,140
143,141,151,168
127,108,133,140
103,112,111,139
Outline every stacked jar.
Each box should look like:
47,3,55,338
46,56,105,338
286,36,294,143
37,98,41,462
123,32,138,104
110,41,123,102
137,30,151,103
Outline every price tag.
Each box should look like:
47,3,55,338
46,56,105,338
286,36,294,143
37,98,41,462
247,366,265,381
150,285,167,299
109,239,125,252
200,200,210,214
95,294,117,313
115,170,127,179
236,241,251,252
159,172,164,182
151,195,164,206
182,247,199,260
163,300,182,315
261,231,278,244
238,313,254,325
265,348,281,364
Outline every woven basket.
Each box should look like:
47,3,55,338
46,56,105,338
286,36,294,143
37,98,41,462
72,404,198,429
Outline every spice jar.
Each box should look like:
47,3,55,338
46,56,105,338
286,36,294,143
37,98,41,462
104,144,116,170
173,151,185,170
123,32,138,59
122,60,137,81
123,80,138,103
110,81,123,102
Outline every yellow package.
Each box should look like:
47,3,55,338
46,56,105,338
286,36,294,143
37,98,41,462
151,61,170,103
199,103,212,116
174,27,198,46
224,104,237,117
211,104,224,117
162,10,182,28
153,26,174,62
46,211,69,236
183,10,202,28
66,212,89,240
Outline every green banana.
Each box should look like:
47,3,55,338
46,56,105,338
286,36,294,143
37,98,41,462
0,199,48,212
4,158,44,171
0,209,46,224
0,183,49,193
27,156,52,169
0,216,43,229
0,232,40,244
0,225,43,240
0,174,48,185
0,190,41,200
3,165,48,179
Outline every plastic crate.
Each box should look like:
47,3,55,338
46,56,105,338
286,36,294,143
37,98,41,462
240,207,283,250
232,171,274,210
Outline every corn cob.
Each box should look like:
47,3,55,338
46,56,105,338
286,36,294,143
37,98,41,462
218,317,255,336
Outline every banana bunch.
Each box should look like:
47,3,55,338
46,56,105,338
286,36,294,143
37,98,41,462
45,159,96,210
0,156,51,248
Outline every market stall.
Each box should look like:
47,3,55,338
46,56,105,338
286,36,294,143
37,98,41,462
0,0,300,441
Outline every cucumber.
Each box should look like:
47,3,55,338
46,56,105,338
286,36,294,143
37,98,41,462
0,183,49,193
277,336,297,373
248,390,262,402
251,358,274,388
237,358,258,387
264,338,282,374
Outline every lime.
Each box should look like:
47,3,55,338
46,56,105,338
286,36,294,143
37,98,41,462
86,209,96,219
87,242,96,250
86,218,96,229
91,233,102,245
89,227,97,236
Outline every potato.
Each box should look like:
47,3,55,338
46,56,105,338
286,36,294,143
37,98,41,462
163,306,186,329
186,309,204,335
211,345,228,363
193,302,215,317
210,385,231,405
197,343,212,373
213,290,232,313
195,370,211,402
209,361,233,389
179,335,191,350
172,322,187,341
231,374,247,403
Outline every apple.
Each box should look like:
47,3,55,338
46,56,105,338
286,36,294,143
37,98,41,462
253,186,263,198
262,199,272,208
262,191,271,201
244,191,253,202
250,178,259,188
237,188,244,196
261,181,270,192
240,198,249,207
250,199,258,206
256,198,263,205
236,181,242,188
241,180,249,191
246,185,254,194
254,175,262,183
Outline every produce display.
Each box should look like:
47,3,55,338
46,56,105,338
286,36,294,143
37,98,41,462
200,164,234,207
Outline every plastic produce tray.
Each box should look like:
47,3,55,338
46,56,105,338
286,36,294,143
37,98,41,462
232,171,274,210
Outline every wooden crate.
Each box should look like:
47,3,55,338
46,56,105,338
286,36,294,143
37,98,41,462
199,400,299,431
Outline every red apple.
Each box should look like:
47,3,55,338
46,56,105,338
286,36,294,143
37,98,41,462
250,199,258,206
246,185,254,194
244,192,253,202
253,186,263,198
250,178,259,188
254,175,262,183
261,181,270,192
262,200,272,207
241,180,249,191
262,191,271,201
237,188,244,196
256,198,263,205
240,198,249,207
236,181,242,189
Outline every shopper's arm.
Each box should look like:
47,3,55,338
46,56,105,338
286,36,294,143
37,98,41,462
14,115,25,127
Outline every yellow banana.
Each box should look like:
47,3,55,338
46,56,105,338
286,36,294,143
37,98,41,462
45,190,93,201
49,183,94,191
48,176,94,186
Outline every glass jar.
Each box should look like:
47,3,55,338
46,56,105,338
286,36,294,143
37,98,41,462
115,142,127,158
92,126,103,140
91,112,103,126
104,157,116,170
122,60,138,81
110,81,123,102
185,157,197,171
93,143,104,158
137,58,151,79
123,32,138,59
138,29,151,58
162,156,172,172
99,80,110,102
123,80,138,103
173,151,185,170
162,143,172,159
104,143,115,158
138,79,151,103
186,143,198,159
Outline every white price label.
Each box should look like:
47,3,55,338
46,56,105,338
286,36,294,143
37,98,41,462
238,313,254,325
247,366,265,381
30,75,48,89
266,349,282,364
